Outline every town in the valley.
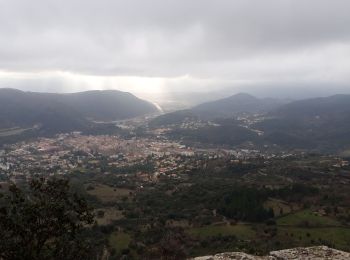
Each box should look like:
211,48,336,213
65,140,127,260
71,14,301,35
0,130,278,183
2,112,350,259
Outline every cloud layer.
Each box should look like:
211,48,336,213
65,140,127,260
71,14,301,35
0,0,350,100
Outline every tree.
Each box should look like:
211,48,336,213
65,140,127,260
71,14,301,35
0,177,96,260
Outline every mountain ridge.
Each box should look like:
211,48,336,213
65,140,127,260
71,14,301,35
150,93,289,127
0,88,158,132
192,92,287,118
151,93,350,152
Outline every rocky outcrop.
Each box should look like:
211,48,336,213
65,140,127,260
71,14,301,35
192,246,350,260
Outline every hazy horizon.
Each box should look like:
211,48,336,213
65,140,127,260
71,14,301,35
1,0,350,106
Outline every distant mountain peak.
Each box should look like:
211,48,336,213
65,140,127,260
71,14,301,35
228,92,257,100
191,92,285,118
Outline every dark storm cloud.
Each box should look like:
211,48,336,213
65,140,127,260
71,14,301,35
0,0,349,96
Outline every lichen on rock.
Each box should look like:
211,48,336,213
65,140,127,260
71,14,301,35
191,246,350,260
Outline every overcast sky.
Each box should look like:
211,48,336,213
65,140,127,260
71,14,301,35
0,0,350,104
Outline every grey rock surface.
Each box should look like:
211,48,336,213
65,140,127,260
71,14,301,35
191,246,350,260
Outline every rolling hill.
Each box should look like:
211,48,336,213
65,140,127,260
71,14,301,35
150,93,287,127
0,88,158,133
151,93,350,151
255,94,350,150
59,90,158,121
192,93,287,118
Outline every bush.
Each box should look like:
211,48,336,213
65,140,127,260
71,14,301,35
0,178,96,259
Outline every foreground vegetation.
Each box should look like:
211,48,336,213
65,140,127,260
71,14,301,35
70,155,350,258
1,154,350,259
0,178,104,260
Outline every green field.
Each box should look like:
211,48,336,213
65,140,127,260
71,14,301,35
277,227,350,251
86,184,133,203
187,224,255,240
109,232,131,253
0,127,30,137
277,210,341,227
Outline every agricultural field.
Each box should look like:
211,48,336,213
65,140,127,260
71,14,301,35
0,127,30,137
276,227,350,251
276,210,341,227
67,154,350,258
85,184,134,203
109,232,132,255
